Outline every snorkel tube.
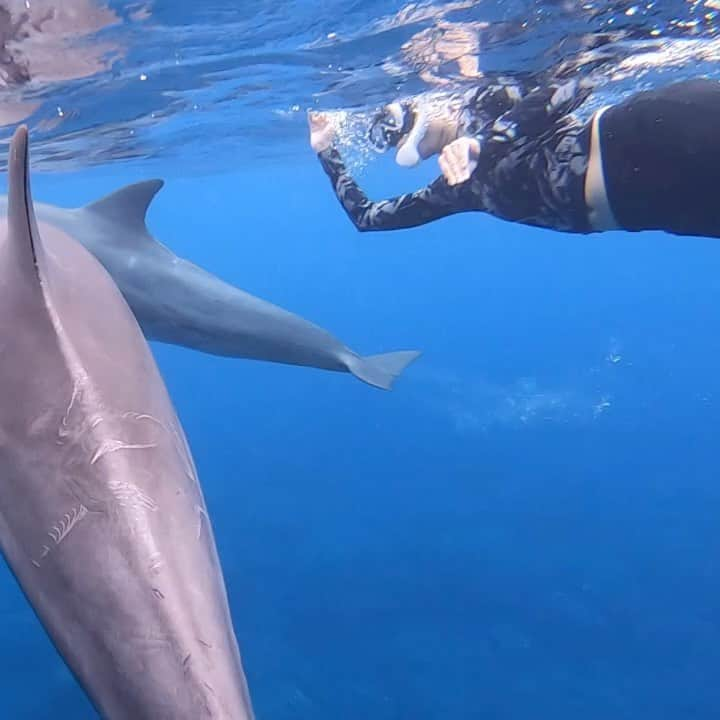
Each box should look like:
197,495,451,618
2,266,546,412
394,106,429,167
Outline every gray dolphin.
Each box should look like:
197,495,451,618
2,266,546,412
0,126,254,719
0,181,420,390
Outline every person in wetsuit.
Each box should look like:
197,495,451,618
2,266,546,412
308,76,720,240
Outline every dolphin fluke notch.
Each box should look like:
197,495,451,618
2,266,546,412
346,350,421,390
84,179,164,235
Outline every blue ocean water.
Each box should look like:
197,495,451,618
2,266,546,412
2,0,720,717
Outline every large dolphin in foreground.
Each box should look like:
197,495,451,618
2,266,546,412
0,126,254,718
0,181,420,390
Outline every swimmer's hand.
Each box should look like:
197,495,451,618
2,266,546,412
439,137,480,186
308,111,335,153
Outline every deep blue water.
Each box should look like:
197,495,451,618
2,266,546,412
2,1,720,718
1,141,717,719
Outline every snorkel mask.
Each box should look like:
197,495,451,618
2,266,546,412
369,101,415,152
368,100,430,168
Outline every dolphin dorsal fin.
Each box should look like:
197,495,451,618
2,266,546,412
84,179,164,234
6,125,45,283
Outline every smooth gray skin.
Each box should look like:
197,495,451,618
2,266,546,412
0,126,255,719
0,182,420,390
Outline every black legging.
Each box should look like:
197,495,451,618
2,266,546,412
601,78,720,239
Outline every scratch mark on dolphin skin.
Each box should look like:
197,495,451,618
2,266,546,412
56,378,90,444
149,552,163,574
60,380,82,433
121,412,167,437
48,505,88,545
107,479,158,512
196,505,209,541
167,421,198,484
152,587,165,600
122,412,163,426
90,440,157,465
198,639,213,649
32,505,88,567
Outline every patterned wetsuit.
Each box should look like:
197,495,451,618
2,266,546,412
318,78,593,233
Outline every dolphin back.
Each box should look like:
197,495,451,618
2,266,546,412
0,127,254,719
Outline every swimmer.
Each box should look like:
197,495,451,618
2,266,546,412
309,76,720,239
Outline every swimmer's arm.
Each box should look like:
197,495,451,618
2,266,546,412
318,146,473,232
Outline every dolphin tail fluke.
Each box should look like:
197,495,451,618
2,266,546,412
347,350,421,390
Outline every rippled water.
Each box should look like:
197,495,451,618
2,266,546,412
2,0,720,172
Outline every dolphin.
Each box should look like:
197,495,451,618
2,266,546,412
0,125,254,718
0,181,420,390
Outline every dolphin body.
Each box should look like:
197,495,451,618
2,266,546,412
0,126,255,718
0,180,420,390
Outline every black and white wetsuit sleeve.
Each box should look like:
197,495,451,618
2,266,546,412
317,146,477,232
